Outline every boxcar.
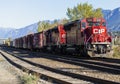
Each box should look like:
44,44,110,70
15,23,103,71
23,36,28,49
27,34,33,49
33,32,44,50
19,37,23,48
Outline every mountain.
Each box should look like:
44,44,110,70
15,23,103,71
5,23,38,39
1,7,120,39
4,20,57,39
102,7,120,31
0,28,14,38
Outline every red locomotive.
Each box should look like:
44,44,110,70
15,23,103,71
13,17,112,57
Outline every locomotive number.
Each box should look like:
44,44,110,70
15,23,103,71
93,29,105,34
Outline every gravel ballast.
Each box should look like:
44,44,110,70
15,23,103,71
0,53,22,84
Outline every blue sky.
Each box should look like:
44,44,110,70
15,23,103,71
0,0,120,28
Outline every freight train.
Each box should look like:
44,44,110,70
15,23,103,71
10,17,112,57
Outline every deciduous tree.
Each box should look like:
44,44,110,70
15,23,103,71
66,3,103,21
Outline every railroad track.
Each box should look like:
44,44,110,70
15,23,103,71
41,55,120,74
0,47,120,84
4,46,120,75
0,50,89,84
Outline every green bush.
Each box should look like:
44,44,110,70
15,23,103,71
20,74,38,84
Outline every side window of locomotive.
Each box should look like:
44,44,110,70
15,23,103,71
88,22,93,26
102,22,106,26
94,22,100,26
81,22,86,29
77,23,80,29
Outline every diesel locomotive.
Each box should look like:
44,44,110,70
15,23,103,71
12,17,112,57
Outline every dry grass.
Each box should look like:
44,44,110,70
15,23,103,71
113,45,120,58
114,37,120,45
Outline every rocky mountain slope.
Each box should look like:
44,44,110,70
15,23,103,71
103,7,120,31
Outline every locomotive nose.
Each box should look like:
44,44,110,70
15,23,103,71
92,26,106,42
97,45,105,54
98,35,103,42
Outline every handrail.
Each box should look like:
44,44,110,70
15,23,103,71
85,34,93,48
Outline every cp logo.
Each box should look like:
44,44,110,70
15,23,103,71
93,29,105,34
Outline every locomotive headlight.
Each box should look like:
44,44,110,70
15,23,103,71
93,45,96,47
107,45,109,47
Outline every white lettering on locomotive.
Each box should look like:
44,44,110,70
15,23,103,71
93,29,105,34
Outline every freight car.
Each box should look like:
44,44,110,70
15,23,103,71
12,17,112,57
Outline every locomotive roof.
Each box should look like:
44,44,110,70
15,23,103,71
63,19,81,30
44,18,84,32
64,19,79,26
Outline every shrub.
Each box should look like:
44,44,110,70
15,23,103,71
20,74,38,84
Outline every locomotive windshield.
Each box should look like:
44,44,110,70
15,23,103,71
102,22,106,26
88,22,106,27
88,22,100,26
